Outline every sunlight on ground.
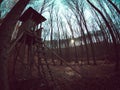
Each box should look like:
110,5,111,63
65,67,75,76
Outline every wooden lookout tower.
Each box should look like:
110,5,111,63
8,7,56,90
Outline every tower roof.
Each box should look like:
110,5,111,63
19,7,46,24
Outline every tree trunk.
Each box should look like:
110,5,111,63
81,12,96,65
87,0,119,71
0,0,3,4
0,0,3,18
0,0,30,90
107,0,120,14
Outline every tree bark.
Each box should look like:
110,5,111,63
107,0,120,14
0,0,30,90
0,0,3,18
0,0,3,4
86,0,119,71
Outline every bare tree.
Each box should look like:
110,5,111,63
0,0,3,18
0,0,3,4
81,8,96,65
107,0,120,14
86,0,119,71
64,13,79,63
47,1,56,65
64,0,97,65
91,9,111,60
54,9,63,65
0,0,30,90
98,0,120,43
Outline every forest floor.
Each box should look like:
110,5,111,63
13,60,120,90
48,60,120,90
